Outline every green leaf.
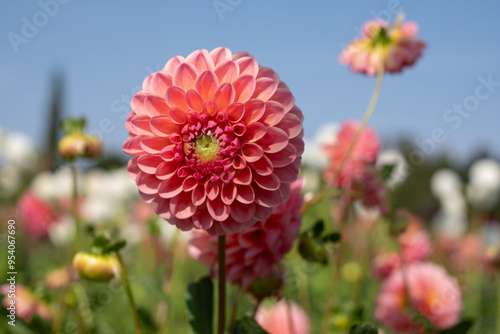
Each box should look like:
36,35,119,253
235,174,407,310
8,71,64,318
92,234,109,250
30,314,52,334
349,323,379,334
187,276,213,334
322,232,341,243
107,239,127,253
440,319,474,334
312,219,325,238
380,164,395,181
61,117,86,135
232,316,269,334
137,306,157,330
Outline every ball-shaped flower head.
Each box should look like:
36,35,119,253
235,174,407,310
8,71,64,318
375,262,462,333
18,191,60,239
123,48,304,235
189,179,304,286
339,16,426,76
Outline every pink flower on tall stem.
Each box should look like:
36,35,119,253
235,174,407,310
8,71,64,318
18,191,60,239
123,47,304,235
255,299,311,334
375,262,462,333
339,16,426,76
188,179,304,286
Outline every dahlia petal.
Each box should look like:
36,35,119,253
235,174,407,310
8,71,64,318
233,166,252,185
207,197,230,222
260,101,285,127
232,155,247,170
250,155,274,176
168,107,186,124
253,204,274,221
275,113,302,139
230,201,256,223
214,83,236,110
278,182,291,201
257,66,280,83
253,77,279,101
233,123,247,137
142,74,153,93
236,184,255,204
137,155,164,174
192,184,207,206
150,116,180,136
226,103,245,123
123,136,143,155
210,47,232,66
232,51,252,61
242,99,265,124
127,157,140,180
173,62,198,91
288,105,304,122
214,60,240,84
163,55,185,73
186,90,204,112
202,99,218,116
241,143,264,162
125,112,136,133
221,182,237,205
150,72,172,97
140,136,172,154
219,218,245,234
131,91,148,115
255,188,283,208
253,173,281,191
195,71,219,101
192,208,214,230
186,49,215,72
266,143,297,168
273,161,300,183
270,88,295,112
257,127,289,153
156,161,179,180
140,192,156,204
235,56,259,77
233,75,256,103
243,123,266,142
158,174,184,198
130,115,153,135
154,197,172,218
165,86,188,110
137,171,161,195
290,136,305,155
182,176,198,192
205,181,220,201
170,192,196,219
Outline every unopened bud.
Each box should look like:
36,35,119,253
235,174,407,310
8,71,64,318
58,133,102,161
246,265,284,301
298,236,328,264
73,252,120,282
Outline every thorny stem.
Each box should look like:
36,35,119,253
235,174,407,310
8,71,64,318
116,252,142,334
218,235,226,334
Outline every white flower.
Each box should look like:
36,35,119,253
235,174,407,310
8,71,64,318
430,169,462,201
0,165,22,197
48,216,76,247
2,131,37,168
302,123,339,170
467,159,500,209
31,167,75,201
81,196,117,224
376,149,409,189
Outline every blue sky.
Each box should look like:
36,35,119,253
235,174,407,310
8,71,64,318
1,0,499,162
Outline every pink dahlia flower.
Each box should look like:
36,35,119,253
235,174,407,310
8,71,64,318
375,263,462,333
339,17,426,76
1,284,53,324
18,191,60,239
255,299,310,334
189,179,304,286
323,121,386,213
123,47,304,235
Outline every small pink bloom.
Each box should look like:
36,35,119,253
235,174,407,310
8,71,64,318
339,17,426,76
372,252,400,279
375,263,462,333
1,284,53,324
323,122,386,213
189,179,304,286
18,191,60,239
123,47,304,235
255,299,311,334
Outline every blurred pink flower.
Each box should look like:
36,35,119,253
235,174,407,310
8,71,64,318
372,253,400,279
123,47,304,235
323,121,386,213
1,284,53,324
255,299,311,334
189,179,304,286
18,191,60,239
339,17,426,76
375,262,462,333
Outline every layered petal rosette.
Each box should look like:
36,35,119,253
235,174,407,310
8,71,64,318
188,179,304,286
123,48,304,235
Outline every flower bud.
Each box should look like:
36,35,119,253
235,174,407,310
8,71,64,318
73,252,120,282
58,133,102,161
246,265,284,301
298,236,328,264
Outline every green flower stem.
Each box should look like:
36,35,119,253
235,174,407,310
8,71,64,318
116,251,142,334
218,235,227,334
71,164,81,246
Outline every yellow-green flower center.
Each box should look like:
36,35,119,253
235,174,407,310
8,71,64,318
195,135,219,161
